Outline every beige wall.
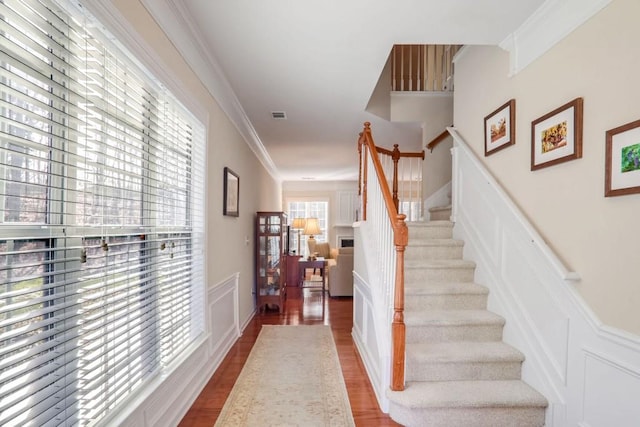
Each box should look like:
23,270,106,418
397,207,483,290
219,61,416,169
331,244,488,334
453,0,640,334
112,0,282,320
389,93,454,206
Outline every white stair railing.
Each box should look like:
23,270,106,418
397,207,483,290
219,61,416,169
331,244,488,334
358,122,409,391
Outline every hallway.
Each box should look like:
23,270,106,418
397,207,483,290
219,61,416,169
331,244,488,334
179,290,400,426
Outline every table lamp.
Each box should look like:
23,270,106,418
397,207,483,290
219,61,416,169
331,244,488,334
303,217,321,256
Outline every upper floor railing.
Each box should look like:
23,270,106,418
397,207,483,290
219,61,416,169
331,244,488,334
391,44,461,92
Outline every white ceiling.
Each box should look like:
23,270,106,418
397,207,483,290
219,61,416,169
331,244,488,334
154,0,546,182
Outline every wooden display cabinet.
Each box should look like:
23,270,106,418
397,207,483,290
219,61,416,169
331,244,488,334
256,212,288,313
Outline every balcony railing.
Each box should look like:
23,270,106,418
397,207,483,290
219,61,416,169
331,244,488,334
391,44,461,92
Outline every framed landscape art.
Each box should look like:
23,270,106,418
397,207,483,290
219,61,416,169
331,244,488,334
531,97,583,170
484,99,515,156
223,167,239,216
605,119,640,197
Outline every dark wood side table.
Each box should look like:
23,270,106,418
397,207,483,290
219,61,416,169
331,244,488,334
298,258,326,293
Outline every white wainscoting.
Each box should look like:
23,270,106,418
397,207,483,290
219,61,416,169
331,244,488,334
352,224,391,413
353,273,386,410
449,128,640,427
110,273,242,426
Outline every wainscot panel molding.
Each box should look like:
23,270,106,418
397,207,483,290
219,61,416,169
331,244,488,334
499,0,612,76
352,224,391,413
353,273,386,403
448,127,640,427
208,273,242,363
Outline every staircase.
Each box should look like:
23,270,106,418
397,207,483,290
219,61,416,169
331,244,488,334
386,206,548,427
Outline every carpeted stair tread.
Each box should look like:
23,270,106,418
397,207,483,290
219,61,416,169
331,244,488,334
406,221,454,239
388,380,547,409
407,238,464,247
405,259,476,269
406,341,524,364
405,282,488,296
429,205,452,212
407,220,453,227
405,310,504,326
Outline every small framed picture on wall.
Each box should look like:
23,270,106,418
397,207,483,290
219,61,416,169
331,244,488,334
484,99,516,156
223,167,239,216
531,98,583,170
605,119,640,197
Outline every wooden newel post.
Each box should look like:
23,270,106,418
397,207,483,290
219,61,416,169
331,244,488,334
358,132,363,197
361,123,371,221
392,144,400,211
391,214,408,391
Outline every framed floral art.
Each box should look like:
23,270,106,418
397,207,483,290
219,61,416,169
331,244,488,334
531,98,583,170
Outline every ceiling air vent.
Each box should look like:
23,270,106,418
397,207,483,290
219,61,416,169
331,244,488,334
271,111,287,120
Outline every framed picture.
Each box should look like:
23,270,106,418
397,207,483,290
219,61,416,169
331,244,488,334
531,97,583,170
223,167,239,216
484,99,515,156
605,119,640,197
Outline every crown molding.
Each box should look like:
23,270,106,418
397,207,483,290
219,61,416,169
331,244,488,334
137,0,281,181
499,0,612,76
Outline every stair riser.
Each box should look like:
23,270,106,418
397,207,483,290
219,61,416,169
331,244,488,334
388,404,545,427
405,266,475,284
406,361,522,382
408,226,453,240
406,324,504,343
405,294,487,311
429,210,451,221
405,244,463,260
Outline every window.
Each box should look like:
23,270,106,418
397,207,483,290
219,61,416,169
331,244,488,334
287,200,328,255
0,1,206,425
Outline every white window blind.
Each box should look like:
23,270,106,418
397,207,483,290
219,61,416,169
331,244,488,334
0,0,206,425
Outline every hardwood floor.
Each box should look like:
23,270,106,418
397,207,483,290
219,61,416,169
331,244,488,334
178,288,401,426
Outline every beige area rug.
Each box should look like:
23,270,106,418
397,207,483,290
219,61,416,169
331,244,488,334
215,325,355,426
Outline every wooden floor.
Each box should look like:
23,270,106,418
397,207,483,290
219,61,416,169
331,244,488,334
178,288,401,426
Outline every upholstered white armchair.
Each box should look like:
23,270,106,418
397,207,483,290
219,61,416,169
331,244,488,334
327,247,353,297
308,240,331,260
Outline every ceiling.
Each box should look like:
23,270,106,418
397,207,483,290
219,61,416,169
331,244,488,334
148,0,546,182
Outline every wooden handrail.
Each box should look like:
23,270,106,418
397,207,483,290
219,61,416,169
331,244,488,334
373,144,425,209
426,127,452,152
358,122,408,391
376,145,425,159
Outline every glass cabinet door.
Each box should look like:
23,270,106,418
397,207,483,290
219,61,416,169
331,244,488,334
257,236,282,295
255,212,287,312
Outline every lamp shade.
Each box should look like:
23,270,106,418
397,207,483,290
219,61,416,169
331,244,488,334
302,218,321,236
291,218,306,230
